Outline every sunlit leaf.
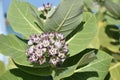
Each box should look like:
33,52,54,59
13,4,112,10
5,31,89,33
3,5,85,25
7,57,17,70
0,34,29,66
67,12,98,56
110,63,120,80
8,0,42,38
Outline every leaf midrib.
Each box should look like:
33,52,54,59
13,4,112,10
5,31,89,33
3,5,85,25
56,3,74,31
14,3,40,33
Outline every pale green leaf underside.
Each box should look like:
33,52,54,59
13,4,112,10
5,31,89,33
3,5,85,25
68,12,98,57
8,0,42,38
0,35,31,66
44,0,83,37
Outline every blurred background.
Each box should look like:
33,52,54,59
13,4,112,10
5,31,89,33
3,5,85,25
0,0,60,65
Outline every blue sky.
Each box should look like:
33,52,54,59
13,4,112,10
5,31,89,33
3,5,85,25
3,0,60,13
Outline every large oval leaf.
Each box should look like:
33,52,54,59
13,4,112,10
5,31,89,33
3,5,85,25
43,0,83,37
8,0,42,38
0,34,29,66
67,12,98,56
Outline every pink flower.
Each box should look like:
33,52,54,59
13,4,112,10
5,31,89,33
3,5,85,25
26,32,69,66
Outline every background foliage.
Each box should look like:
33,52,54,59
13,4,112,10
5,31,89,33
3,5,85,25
84,0,120,80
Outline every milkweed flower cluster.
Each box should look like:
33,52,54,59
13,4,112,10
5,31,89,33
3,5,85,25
26,32,69,66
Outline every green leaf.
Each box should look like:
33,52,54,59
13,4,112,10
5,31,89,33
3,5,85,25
8,0,42,38
52,50,96,80
74,50,112,80
0,34,29,66
0,68,51,80
0,34,49,67
43,0,83,37
0,34,52,76
7,57,17,70
105,0,120,18
67,12,98,56
63,49,97,67
29,6,45,31
110,63,120,80
105,14,120,25
89,34,100,49
0,61,5,76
